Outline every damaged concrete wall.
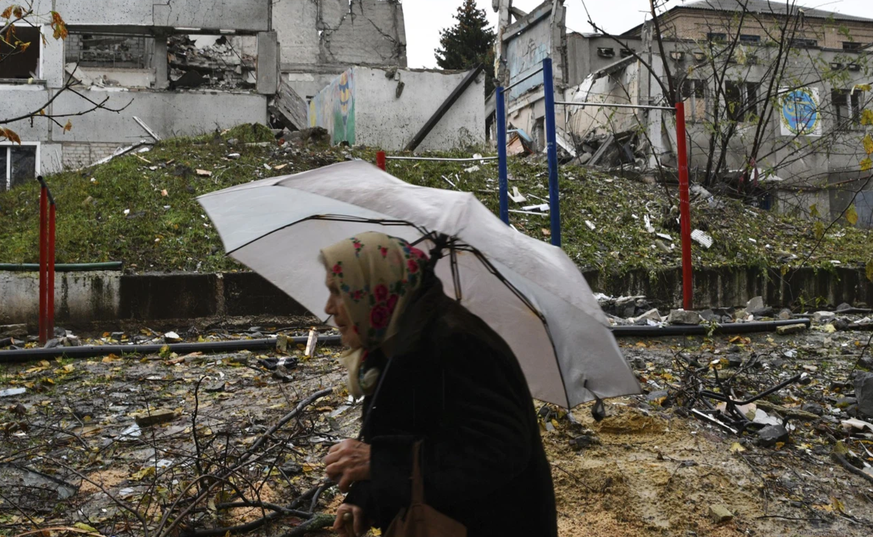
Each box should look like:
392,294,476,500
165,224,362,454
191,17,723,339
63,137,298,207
308,67,485,152
52,0,270,32
274,0,406,98
503,1,565,102
2,3,276,178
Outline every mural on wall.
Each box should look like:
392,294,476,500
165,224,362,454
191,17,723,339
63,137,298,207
780,88,822,137
309,69,356,145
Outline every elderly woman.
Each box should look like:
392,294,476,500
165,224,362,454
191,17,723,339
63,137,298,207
321,231,557,537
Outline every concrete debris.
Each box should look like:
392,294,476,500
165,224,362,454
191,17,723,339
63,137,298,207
270,80,309,131
855,373,873,418
691,229,713,249
757,424,789,447
668,309,701,325
134,409,179,427
813,311,836,323
746,296,765,312
777,308,793,320
164,331,182,343
708,505,734,524
632,308,662,325
509,186,527,203
1,324,28,338
776,323,807,335
0,387,27,397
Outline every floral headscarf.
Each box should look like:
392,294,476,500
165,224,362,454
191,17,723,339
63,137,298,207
321,232,429,396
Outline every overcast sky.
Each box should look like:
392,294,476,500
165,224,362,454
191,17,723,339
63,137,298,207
405,0,871,69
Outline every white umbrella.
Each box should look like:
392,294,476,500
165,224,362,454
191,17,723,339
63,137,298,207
198,160,640,408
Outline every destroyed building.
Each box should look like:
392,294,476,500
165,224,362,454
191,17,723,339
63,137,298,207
1,0,410,190
492,0,873,227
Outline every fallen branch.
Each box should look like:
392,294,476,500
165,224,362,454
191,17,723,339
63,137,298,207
280,513,335,537
832,451,873,486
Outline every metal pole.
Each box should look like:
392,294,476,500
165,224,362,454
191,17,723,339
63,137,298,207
554,101,675,111
376,150,386,171
543,58,561,247
675,102,693,310
47,202,56,340
496,86,509,224
38,184,47,345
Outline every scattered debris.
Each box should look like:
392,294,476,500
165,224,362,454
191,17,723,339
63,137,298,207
690,229,713,249
776,323,807,335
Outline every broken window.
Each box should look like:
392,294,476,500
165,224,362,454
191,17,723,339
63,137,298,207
843,41,865,52
65,33,148,68
1,145,37,191
679,79,706,122
0,25,40,79
739,34,761,44
167,34,257,90
725,82,759,122
832,89,865,127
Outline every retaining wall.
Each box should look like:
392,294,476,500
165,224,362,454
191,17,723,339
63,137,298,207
1,266,870,328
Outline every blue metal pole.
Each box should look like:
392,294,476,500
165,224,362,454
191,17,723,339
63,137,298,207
542,58,561,247
496,87,509,224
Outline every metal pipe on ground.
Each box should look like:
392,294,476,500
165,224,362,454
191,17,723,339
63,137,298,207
0,335,343,363
0,262,123,272
610,319,810,338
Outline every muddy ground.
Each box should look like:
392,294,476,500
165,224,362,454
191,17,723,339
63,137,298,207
1,318,872,537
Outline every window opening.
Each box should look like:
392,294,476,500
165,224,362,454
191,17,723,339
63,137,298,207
0,25,40,79
1,145,37,191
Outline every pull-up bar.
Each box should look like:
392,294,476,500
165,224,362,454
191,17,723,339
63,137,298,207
495,58,694,310
555,101,676,112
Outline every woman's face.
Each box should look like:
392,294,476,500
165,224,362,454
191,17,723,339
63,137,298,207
324,272,363,349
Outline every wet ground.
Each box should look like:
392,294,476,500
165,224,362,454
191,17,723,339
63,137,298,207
0,316,871,537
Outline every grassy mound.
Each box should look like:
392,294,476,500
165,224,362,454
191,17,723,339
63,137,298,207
1,125,871,276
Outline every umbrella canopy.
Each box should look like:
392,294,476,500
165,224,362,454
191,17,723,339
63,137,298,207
198,160,640,407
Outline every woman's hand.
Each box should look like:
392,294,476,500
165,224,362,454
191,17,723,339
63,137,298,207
324,439,371,492
333,503,370,536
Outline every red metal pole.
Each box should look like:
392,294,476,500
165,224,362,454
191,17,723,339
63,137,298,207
38,185,47,344
47,202,56,340
376,151,386,171
675,102,693,310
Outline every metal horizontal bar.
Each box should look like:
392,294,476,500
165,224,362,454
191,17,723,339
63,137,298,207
501,67,544,93
555,101,676,111
0,262,123,272
385,156,498,162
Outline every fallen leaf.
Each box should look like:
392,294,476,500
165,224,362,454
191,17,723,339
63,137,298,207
729,442,746,453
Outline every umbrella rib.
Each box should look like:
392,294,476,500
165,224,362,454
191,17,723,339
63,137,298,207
224,215,427,257
464,247,571,408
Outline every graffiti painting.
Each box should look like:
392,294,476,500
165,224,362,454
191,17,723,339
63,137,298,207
308,69,356,145
780,88,821,137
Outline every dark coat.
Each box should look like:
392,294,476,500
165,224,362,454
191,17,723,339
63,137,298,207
344,276,558,537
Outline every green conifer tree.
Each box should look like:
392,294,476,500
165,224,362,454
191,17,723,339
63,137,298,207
434,0,496,95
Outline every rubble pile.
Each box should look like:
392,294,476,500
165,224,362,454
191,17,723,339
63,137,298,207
1,317,873,536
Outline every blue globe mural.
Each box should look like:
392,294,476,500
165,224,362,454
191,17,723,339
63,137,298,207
781,89,820,135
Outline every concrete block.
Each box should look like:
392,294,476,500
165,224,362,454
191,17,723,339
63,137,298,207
776,323,807,335
746,296,765,311
667,309,700,325
709,504,734,524
256,31,279,95
855,373,873,419
813,311,836,323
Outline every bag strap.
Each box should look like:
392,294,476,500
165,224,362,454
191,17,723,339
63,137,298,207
411,440,425,505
